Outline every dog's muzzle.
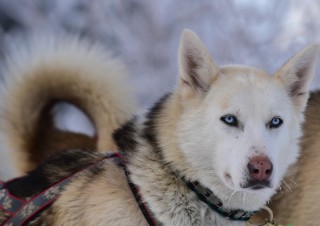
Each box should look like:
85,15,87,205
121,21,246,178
242,156,273,190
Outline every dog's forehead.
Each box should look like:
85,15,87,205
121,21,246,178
220,65,268,77
219,65,271,84
207,65,291,114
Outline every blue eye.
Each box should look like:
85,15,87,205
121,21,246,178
269,116,283,129
221,115,238,127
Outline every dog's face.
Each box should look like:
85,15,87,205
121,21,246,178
201,68,300,192
176,30,319,210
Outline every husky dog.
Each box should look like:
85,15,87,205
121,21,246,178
0,30,318,225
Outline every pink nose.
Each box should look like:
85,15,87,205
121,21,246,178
247,156,273,181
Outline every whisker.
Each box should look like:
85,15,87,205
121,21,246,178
227,190,237,206
242,192,247,209
278,185,283,193
282,180,292,192
280,182,290,193
288,177,297,185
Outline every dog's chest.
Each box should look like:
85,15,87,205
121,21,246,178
129,159,244,226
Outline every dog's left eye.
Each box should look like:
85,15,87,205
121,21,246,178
220,114,238,127
269,116,283,129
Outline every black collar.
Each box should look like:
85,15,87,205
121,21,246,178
173,172,258,221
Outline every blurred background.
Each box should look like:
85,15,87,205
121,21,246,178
0,0,320,178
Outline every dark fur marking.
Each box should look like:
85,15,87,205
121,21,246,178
308,91,320,103
28,100,97,171
301,91,320,139
296,66,308,79
185,52,208,92
289,67,308,97
113,117,138,153
142,94,170,154
290,80,304,97
182,78,191,87
297,92,306,97
4,149,102,199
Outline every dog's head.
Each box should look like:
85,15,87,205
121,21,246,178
175,30,319,210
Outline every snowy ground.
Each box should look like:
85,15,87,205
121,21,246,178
0,0,320,179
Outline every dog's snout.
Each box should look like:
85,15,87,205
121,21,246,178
247,156,273,181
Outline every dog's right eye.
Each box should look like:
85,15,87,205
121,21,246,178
220,115,238,127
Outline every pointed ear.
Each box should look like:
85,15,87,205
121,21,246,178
178,29,219,101
275,44,319,111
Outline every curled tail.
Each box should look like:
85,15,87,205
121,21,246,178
0,34,135,174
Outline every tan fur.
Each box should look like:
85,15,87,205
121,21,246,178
50,160,146,226
249,91,320,225
0,35,135,174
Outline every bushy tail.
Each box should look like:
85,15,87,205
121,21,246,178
0,34,135,174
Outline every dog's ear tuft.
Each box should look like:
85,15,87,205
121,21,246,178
275,44,319,111
178,29,219,101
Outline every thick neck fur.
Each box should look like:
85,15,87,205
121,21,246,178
113,94,253,225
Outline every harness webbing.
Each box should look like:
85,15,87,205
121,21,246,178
0,153,158,226
119,160,158,226
0,153,114,226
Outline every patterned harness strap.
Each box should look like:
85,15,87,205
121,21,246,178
0,152,159,226
0,181,26,216
0,153,117,226
1,177,72,226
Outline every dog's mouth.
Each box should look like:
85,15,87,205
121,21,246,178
223,171,273,191
240,179,272,190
